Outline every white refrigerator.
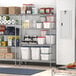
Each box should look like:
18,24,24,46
56,0,75,65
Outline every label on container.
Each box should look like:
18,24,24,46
27,10,31,14
46,9,50,13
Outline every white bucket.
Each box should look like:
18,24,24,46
43,22,50,29
21,47,30,60
31,47,40,60
37,37,45,44
41,47,50,53
41,54,50,60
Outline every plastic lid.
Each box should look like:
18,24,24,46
47,15,55,17
23,4,34,6
41,30,48,31
38,37,46,38
43,21,51,23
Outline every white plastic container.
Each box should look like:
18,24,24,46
32,7,38,14
21,47,30,60
31,47,40,60
41,30,47,36
47,15,55,22
43,22,50,28
50,16,55,22
50,35,55,44
46,35,51,44
37,37,45,44
41,54,50,60
41,47,50,53
36,22,42,28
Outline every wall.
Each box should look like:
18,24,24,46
56,0,75,65
0,0,56,7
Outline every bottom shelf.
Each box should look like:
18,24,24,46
21,59,56,63
0,59,55,63
0,59,19,61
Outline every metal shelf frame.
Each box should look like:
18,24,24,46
0,13,56,66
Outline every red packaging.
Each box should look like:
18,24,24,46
0,25,6,31
39,8,54,14
39,8,46,14
45,8,54,14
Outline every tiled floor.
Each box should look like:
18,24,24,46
0,64,50,76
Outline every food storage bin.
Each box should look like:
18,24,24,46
50,35,56,44
36,22,42,28
37,37,45,44
39,8,45,14
24,4,34,14
32,7,38,14
43,22,50,28
46,35,51,44
41,54,50,60
21,47,30,60
21,4,26,14
45,8,54,14
47,15,55,22
41,30,47,36
31,47,40,60
41,47,50,53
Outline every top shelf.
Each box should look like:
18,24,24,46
0,14,56,16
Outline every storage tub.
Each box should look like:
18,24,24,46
31,47,40,60
46,35,51,44
41,54,50,61
37,37,45,44
21,47,30,60
47,15,55,22
43,22,50,28
41,47,50,53
41,30,47,36
36,22,42,28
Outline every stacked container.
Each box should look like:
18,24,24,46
31,47,40,60
41,47,51,61
37,37,45,44
21,47,30,60
43,22,50,28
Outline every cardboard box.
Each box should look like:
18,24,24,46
8,7,21,14
0,47,11,53
5,53,15,59
0,53,5,59
0,7,8,14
